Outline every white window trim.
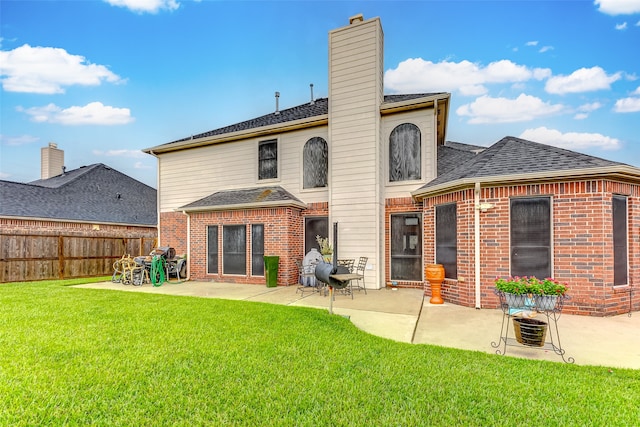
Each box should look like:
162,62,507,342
257,138,280,183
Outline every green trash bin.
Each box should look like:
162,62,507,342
264,256,279,287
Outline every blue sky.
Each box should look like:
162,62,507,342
1,0,639,188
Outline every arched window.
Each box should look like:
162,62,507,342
303,137,328,189
389,123,421,182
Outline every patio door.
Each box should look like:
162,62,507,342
304,217,328,255
390,213,422,281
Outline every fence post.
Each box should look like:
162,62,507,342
58,235,64,279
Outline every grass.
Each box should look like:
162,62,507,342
1,278,638,426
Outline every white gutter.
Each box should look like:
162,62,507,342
474,182,481,309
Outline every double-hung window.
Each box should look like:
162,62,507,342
613,195,628,285
510,197,551,279
258,139,278,180
435,203,457,279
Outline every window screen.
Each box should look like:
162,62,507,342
510,197,551,279
223,225,246,275
390,213,422,281
252,224,264,276
389,123,421,182
259,139,277,180
613,195,628,285
207,225,218,274
303,137,328,189
436,203,457,279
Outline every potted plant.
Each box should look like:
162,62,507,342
316,235,333,263
495,276,531,309
495,276,568,311
529,278,568,311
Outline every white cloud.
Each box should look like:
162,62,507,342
134,161,152,169
93,149,146,158
545,66,621,94
595,0,640,15
0,134,40,146
632,86,640,95
384,58,550,94
18,102,134,125
526,41,538,46
614,96,640,112
0,171,10,179
539,46,554,53
573,102,603,119
104,0,179,13
0,44,123,94
520,126,621,150
615,22,628,30
456,94,565,124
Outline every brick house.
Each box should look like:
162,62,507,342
144,15,639,315
0,163,157,281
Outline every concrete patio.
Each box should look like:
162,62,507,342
75,280,640,370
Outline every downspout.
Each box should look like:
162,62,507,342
183,210,191,281
150,150,161,246
474,182,481,308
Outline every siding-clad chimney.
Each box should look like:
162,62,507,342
41,142,64,179
328,15,384,288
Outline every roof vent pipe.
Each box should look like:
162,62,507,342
274,91,280,115
310,83,315,105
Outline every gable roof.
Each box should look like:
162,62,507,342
179,186,306,212
414,136,640,198
0,164,157,226
437,141,484,176
144,93,449,154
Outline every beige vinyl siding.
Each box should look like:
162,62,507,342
158,126,328,212
382,109,437,199
328,17,384,287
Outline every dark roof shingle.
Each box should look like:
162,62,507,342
421,136,626,191
180,186,305,211
0,164,157,226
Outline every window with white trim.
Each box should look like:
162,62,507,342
258,139,278,180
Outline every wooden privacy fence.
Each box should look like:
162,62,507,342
0,234,156,283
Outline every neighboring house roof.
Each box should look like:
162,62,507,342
179,186,306,212
144,93,449,154
414,136,640,198
0,163,157,226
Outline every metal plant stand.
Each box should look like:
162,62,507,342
491,290,575,364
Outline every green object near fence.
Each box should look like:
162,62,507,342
264,256,279,287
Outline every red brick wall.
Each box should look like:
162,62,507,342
421,190,476,307
159,212,187,255
422,179,640,316
187,207,303,285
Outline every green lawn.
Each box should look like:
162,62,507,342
1,279,638,426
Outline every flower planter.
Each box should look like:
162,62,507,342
534,295,558,311
513,317,547,347
504,293,527,309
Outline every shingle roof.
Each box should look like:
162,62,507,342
437,141,485,176
420,136,627,191
165,93,443,145
0,164,157,226
180,186,306,211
